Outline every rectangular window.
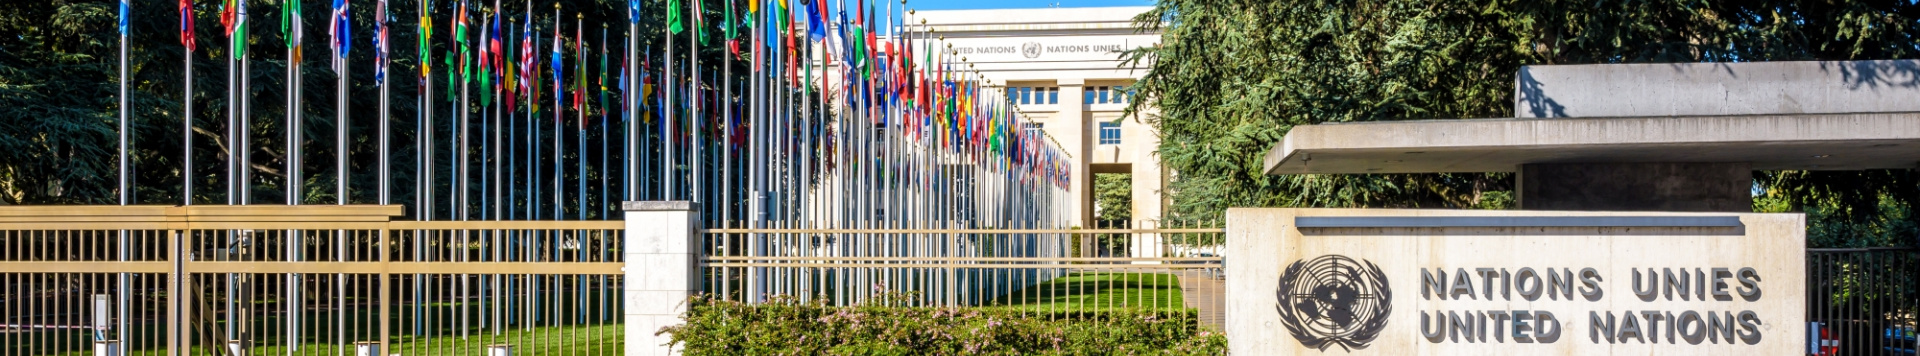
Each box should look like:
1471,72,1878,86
1008,86,1062,105
1114,85,1129,104
1099,121,1121,145
1024,122,1044,134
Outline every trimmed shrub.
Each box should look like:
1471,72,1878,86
659,294,1228,355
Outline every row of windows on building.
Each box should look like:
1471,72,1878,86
1006,86,1133,105
1021,122,1123,145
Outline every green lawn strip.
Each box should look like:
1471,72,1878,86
984,272,1188,311
41,324,622,356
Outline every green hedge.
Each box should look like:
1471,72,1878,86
660,294,1228,355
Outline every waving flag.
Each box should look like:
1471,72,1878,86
573,21,585,114
520,9,534,99
232,0,248,59
181,0,196,51
667,0,683,33
478,13,492,105
503,21,517,110
806,0,824,41
489,11,502,78
329,0,348,62
416,0,428,79
372,0,387,83
629,0,642,24
119,0,129,35
551,13,563,116
220,0,235,38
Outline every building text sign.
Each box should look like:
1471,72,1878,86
1226,209,1805,355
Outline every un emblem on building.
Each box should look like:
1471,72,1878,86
1021,42,1042,58
1275,255,1392,351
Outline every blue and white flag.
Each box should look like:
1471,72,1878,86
329,0,349,64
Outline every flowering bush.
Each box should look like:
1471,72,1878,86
659,293,1228,355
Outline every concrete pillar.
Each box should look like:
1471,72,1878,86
1058,79,1092,228
1127,106,1166,259
622,201,700,356
1517,163,1751,212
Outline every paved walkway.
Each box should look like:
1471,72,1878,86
1176,269,1227,331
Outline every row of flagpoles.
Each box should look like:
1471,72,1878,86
134,0,1074,227
113,0,1087,344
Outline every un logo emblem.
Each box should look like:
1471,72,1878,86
1275,255,1391,351
1021,42,1042,58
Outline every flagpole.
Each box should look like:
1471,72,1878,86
228,0,238,208
627,1,640,202
692,0,703,209
116,0,132,343
284,0,305,348
184,0,196,207
330,0,350,349
552,3,562,220
722,0,732,228
663,3,674,201
378,0,389,207
572,13,579,222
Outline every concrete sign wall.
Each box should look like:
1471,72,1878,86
1226,208,1805,355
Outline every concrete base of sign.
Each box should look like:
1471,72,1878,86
1226,208,1805,355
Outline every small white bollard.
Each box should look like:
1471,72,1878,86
93,340,120,356
486,344,515,356
354,342,381,356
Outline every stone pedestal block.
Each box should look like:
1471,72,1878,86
622,201,700,356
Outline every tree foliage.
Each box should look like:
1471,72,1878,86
0,0,738,218
1125,0,1920,230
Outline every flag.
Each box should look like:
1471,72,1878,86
329,0,348,62
805,0,824,41
598,30,608,117
489,11,502,78
520,10,534,99
416,0,428,79
503,21,517,109
119,0,129,35
573,22,585,114
181,0,196,51
667,0,683,33
551,14,562,117
617,41,628,116
232,0,248,59
372,0,386,83
454,0,467,83
629,0,642,24
692,0,707,44
478,13,492,105
220,0,235,37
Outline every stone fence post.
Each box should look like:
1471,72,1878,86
622,201,700,356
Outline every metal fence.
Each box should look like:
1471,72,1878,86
698,219,1229,329
0,206,625,356
1808,247,1919,356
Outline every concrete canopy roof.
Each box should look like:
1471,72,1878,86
1263,112,1920,175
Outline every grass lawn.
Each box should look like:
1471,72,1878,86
40,323,623,356
983,272,1190,312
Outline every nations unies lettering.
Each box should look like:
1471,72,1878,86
1416,267,1764,345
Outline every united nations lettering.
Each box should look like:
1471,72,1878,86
1275,255,1392,351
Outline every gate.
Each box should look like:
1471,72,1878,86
1807,247,1919,356
0,206,626,356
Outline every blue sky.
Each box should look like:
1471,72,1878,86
903,0,1151,11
